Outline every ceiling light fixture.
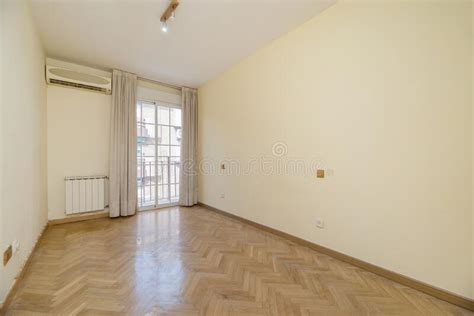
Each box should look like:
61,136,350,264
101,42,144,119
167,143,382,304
160,0,179,33
161,21,168,33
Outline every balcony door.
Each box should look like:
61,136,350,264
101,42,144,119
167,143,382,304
137,100,181,209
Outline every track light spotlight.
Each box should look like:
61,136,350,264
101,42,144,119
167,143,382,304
161,21,168,33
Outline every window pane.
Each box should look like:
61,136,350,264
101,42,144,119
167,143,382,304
158,185,169,201
157,125,170,145
137,143,142,156
157,158,169,185
142,182,156,206
138,124,155,144
170,108,181,126
141,156,156,164
138,156,156,206
170,184,176,199
141,103,155,124
170,158,180,184
136,103,141,122
137,123,144,137
158,145,169,157
140,144,155,157
137,184,143,197
158,106,169,125
138,159,155,178
171,126,181,145
137,165,144,185
171,146,180,157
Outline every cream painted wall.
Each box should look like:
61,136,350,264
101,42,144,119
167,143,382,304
47,85,111,220
198,1,472,298
0,0,48,305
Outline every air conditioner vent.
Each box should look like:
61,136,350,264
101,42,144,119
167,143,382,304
50,78,108,93
45,59,112,94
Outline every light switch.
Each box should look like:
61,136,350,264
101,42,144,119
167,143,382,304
316,169,325,178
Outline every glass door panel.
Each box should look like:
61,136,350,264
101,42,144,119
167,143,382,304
137,100,181,209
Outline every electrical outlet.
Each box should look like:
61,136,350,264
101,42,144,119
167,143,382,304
315,218,324,228
220,193,225,199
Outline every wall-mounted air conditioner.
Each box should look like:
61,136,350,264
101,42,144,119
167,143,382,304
45,58,112,94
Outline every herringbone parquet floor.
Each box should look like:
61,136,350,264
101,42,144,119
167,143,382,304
4,206,472,315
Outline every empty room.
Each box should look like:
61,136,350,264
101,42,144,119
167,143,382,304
1,0,473,314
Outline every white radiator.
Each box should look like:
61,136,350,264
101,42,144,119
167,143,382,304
65,176,108,215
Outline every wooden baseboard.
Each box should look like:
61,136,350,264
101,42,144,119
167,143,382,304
197,202,474,311
0,223,48,313
48,212,109,226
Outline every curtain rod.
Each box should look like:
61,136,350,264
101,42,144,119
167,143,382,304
138,76,183,91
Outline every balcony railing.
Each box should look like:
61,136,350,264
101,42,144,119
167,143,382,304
137,157,180,207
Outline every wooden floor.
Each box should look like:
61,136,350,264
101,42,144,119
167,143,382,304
4,206,472,315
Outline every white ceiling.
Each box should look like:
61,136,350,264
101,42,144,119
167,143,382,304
30,0,335,87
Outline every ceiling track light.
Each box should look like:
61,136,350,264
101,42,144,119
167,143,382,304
161,21,168,32
160,0,179,33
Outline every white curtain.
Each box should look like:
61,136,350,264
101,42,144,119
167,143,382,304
109,70,138,217
179,87,198,206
